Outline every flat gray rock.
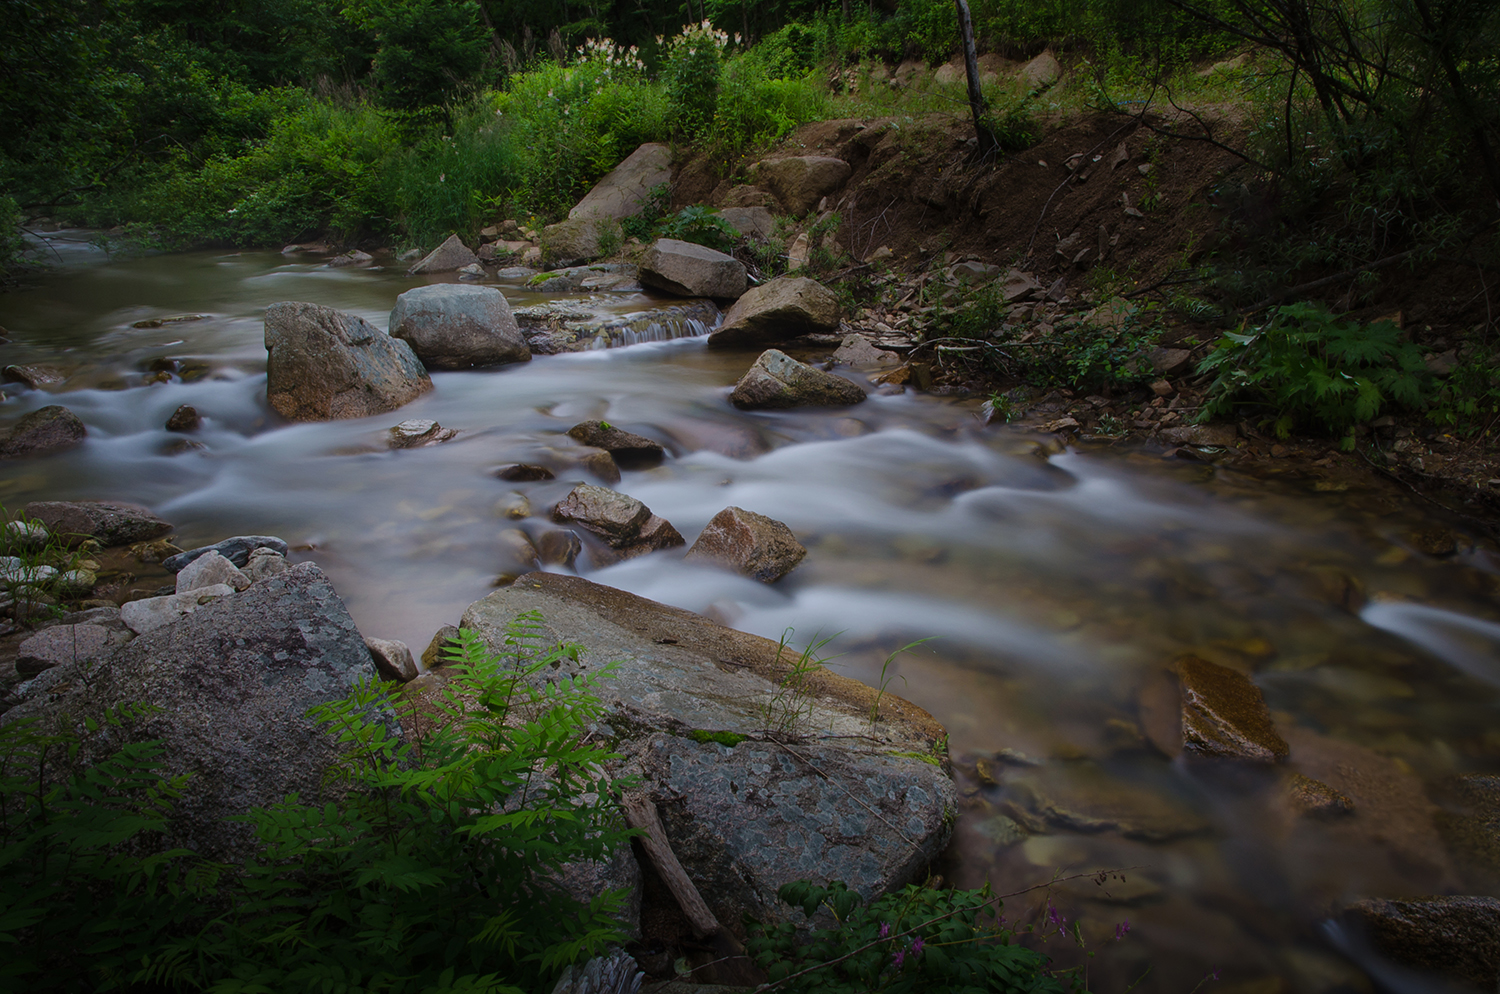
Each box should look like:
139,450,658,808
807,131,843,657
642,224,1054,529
120,583,236,634
436,573,955,930
3,563,382,864
16,623,129,676
708,277,841,348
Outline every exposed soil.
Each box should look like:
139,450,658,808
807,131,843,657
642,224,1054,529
674,107,1500,532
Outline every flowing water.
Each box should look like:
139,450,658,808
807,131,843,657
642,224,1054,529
6,237,1500,993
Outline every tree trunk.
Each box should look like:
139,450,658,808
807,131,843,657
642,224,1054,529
955,0,999,159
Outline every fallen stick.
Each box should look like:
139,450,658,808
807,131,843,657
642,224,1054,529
620,794,764,986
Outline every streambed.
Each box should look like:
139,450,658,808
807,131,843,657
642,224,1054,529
4,237,1499,993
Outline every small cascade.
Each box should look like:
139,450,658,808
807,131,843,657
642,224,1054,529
516,298,720,354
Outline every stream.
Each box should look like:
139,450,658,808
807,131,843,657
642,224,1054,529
5,235,1500,994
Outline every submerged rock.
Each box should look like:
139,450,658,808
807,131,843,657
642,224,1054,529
264,301,432,421
388,284,530,370
709,277,842,348
417,572,954,930
3,364,65,389
1177,655,1288,763
0,405,87,459
566,421,666,470
23,500,170,546
684,506,806,582
4,563,383,865
729,350,867,410
495,463,555,482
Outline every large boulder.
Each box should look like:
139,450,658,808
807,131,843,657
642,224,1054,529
749,156,852,214
432,572,955,932
407,234,479,275
684,506,806,582
2,563,383,864
729,350,867,410
568,143,673,222
264,301,433,421
1019,50,1061,90
22,500,171,546
708,277,842,347
718,206,775,241
0,405,86,459
388,284,530,370
639,239,747,300
552,484,683,562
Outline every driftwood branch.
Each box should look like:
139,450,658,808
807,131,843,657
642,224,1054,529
621,794,720,938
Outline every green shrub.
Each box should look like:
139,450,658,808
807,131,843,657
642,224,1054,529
653,204,741,252
747,879,1080,994
711,55,830,157
1,614,635,993
1197,301,1433,445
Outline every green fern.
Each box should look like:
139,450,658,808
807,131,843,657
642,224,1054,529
1198,302,1433,447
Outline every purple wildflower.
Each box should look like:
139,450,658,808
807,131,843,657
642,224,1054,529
1047,903,1066,928
879,922,890,940
911,937,925,957
1212,969,1222,982
893,949,906,970
1115,920,1131,941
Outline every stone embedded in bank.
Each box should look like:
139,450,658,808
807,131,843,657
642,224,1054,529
163,535,290,573
264,301,432,422
639,238,747,300
708,276,842,347
23,500,171,546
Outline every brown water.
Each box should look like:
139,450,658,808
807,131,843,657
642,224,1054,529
5,237,1500,994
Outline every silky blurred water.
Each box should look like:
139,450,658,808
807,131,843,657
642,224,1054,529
4,242,1500,993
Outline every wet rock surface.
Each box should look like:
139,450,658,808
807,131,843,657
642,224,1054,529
684,506,806,582
1343,896,1500,991
729,349,867,410
388,283,530,369
516,299,719,354
23,500,171,546
3,563,381,864
1176,655,1288,763
566,420,666,469
165,405,201,431
264,301,432,421
388,419,457,448
552,484,683,561
708,277,841,347
0,405,87,458
422,572,954,931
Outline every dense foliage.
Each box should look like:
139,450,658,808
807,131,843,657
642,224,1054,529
0,616,635,993
747,879,1079,994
